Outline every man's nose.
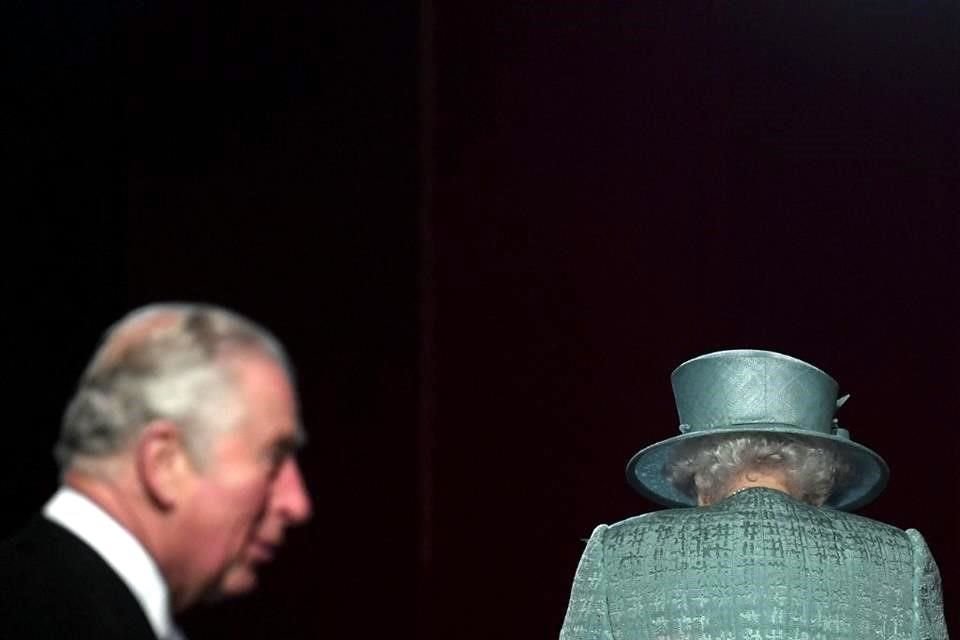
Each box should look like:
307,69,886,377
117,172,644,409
272,458,312,524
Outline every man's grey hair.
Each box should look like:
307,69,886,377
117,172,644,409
55,302,294,474
664,433,851,506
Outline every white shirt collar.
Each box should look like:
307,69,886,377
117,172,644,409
43,487,186,640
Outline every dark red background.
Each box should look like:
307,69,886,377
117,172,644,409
3,1,957,637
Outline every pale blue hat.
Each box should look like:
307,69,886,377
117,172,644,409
625,349,889,511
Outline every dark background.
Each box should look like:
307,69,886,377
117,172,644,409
3,1,957,637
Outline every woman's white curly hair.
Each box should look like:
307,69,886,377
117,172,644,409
665,433,852,506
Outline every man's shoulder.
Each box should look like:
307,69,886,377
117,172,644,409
0,515,115,599
0,515,75,566
0,516,158,640
1,514,104,569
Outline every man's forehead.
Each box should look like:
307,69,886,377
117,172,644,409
222,352,305,442
216,348,289,390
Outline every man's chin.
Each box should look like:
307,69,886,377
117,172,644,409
204,566,259,603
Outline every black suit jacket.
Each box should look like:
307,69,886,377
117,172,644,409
0,516,158,639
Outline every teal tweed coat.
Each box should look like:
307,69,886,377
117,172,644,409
560,488,948,639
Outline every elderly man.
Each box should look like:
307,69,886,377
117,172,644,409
0,303,312,639
559,349,947,639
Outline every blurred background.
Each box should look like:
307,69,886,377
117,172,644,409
2,1,957,637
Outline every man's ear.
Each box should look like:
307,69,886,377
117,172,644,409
134,419,193,510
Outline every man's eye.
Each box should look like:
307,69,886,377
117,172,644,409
265,449,286,472
265,439,299,474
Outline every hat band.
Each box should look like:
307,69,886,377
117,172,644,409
678,420,835,435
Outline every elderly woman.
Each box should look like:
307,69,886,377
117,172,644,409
559,350,947,640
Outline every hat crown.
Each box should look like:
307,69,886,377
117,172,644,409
671,350,839,435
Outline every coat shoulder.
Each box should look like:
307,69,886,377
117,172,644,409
606,505,697,532
0,516,158,640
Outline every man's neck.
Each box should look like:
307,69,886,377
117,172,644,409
43,485,182,639
64,470,165,567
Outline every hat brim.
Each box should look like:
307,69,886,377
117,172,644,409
624,425,889,511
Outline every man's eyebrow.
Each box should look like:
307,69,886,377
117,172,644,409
275,432,306,454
